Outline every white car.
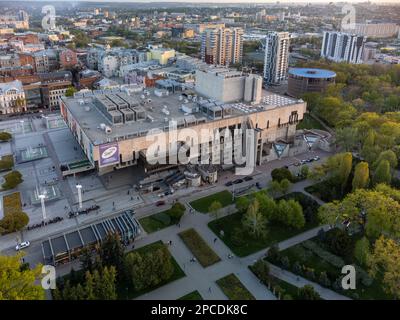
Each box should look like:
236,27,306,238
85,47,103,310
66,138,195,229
15,241,30,251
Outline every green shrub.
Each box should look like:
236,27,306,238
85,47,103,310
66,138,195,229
0,131,12,141
271,167,294,182
2,171,23,190
301,240,345,268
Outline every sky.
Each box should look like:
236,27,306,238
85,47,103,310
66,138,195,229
8,0,400,3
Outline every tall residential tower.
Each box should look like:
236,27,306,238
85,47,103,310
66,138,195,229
263,32,290,85
201,27,244,66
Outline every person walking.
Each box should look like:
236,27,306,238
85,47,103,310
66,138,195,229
213,238,217,243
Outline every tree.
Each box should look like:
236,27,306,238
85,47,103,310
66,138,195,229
271,167,293,182
98,233,125,274
285,199,305,229
324,228,352,258
124,244,174,292
335,127,359,151
0,253,45,300
252,260,270,283
373,150,398,170
354,237,370,267
93,266,117,300
209,201,222,220
368,236,400,299
0,132,12,142
299,165,310,179
254,192,277,219
268,180,282,197
297,285,321,300
318,189,400,239
0,210,29,234
280,179,292,195
372,159,391,186
79,247,94,272
65,86,77,97
235,196,249,214
168,202,185,223
352,161,369,191
338,152,352,192
242,199,267,239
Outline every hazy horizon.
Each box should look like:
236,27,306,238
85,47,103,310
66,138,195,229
2,0,400,3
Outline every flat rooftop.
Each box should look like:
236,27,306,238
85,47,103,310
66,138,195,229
289,68,337,79
62,88,302,145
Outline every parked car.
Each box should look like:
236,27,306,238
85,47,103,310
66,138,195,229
233,179,244,184
294,162,301,166
156,200,165,206
244,176,253,181
15,241,30,251
225,181,233,186
313,156,320,161
256,182,262,190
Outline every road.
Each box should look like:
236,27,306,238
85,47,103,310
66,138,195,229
1,148,331,270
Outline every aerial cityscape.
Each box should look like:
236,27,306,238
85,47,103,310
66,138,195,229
0,0,400,306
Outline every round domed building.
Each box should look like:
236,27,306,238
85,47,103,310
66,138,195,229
287,68,336,98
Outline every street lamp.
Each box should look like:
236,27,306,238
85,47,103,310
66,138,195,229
76,184,83,209
38,194,46,221
20,120,24,135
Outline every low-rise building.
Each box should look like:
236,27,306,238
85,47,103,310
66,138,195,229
0,80,27,114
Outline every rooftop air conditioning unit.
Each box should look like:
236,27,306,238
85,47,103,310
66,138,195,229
100,123,106,130
105,126,112,134
178,95,183,101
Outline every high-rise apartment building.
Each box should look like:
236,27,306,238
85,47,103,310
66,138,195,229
321,31,366,64
201,27,243,66
263,32,290,85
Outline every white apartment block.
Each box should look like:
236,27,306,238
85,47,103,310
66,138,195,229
321,31,366,64
263,32,290,85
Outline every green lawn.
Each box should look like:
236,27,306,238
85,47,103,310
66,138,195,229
139,210,174,233
190,190,233,213
178,228,221,267
208,212,320,257
178,291,203,300
118,241,185,299
216,274,255,300
297,113,325,130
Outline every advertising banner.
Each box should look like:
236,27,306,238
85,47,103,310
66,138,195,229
99,142,120,167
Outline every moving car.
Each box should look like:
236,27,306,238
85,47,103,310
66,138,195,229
225,181,233,186
156,200,165,206
15,241,30,251
244,176,253,181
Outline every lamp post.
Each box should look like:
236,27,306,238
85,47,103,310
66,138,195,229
76,184,83,209
39,194,46,221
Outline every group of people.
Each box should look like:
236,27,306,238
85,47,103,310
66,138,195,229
67,204,100,218
27,216,64,230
